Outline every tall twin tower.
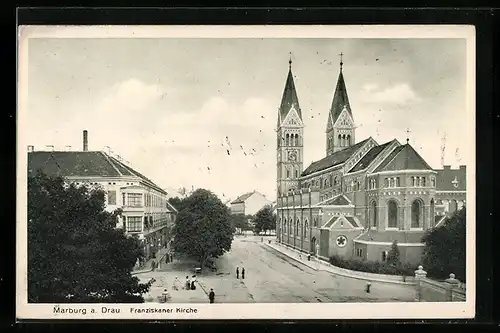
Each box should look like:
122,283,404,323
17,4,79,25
276,55,356,197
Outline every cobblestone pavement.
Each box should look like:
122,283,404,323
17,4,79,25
137,236,416,303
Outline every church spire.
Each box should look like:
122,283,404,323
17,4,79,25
278,54,302,126
329,54,352,125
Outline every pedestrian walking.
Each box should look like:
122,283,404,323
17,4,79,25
236,267,240,279
241,267,245,280
151,260,156,271
185,276,191,290
209,288,215,303
173,276,180,291
191,275,197,290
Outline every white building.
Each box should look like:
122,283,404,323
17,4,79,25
230,190,273,216
27,130,177,259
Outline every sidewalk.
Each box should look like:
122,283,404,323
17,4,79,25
137,271,208,303
132,247,171,275
266,242,414,286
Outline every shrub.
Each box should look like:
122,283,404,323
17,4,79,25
328,255,415,276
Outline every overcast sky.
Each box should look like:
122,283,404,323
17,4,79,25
23,36,469,201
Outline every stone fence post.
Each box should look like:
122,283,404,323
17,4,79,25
445,273,460,302
414,265,427,302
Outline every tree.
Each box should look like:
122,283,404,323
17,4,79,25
168,196,188,212
171,189,234,269
386,240,401,268
422,207,466,282
28,170,152,303
229,214,250,234
253,205,276,235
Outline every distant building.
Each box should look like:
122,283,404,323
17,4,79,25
230,190,273,216
275,58,467,266
27,130,177,259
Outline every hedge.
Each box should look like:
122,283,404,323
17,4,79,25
328,255,416,276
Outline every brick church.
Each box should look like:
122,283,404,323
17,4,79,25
275,56,466,266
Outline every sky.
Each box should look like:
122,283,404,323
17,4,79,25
23,36,469,202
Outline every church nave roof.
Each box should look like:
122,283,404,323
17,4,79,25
301,138,369,176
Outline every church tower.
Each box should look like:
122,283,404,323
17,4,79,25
326,54,356,155
276,57,304,198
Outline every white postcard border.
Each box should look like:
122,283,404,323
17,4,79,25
17,24,476,320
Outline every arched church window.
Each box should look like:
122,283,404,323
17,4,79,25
422,177,426,187
388,200,398,228
329,174,333,187
295,134,299,146
411,200,422,228
286,169,290,178
285,133,290,146
334,176,338,185
347,134,351,146
324,179,328,187
295,169,299,178
338,134,341,146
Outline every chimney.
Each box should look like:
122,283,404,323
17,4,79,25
83,130,88,151
443,165,451,170
459,165,466,170
27,145,34,152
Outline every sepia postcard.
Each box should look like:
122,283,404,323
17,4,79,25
17,25,475,320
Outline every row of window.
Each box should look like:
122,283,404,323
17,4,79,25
279,133,302,147
301,175,340,189
109,192,168,208
327,134,352,149
368,199,434,229
286,169,300,179
123,215,171,233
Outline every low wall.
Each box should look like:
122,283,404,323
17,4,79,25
277,243,415,285
321,261,416,284
416,273,466,302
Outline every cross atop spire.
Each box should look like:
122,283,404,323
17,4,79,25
339,52,344,71
289,52,293,70
406,128,410,144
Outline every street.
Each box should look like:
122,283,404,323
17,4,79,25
138,235,416,303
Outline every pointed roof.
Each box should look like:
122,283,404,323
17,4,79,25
302,138,369,176
348,140,394,173
278,65,301,126
373,144,434,173
231,191,256,204
330,70,352,125
27,151,167,195
320,194,352,206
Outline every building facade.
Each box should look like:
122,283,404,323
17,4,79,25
275,59,466,266
27,131,178,259
230,191,273,216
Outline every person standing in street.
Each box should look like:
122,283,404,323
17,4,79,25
185,276,191,290
151,260,156,271
209,289,215,303
191,275,197,290
236,266,239,279
241,267,245,280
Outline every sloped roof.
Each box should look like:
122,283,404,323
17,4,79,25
356,230,425,244
231,191,255,204
278,67,301,126
28,151,167,195
330,70,352,125
302,138,369,176
435,166,466,191
322,216,339,229
348,141,393,173
373,144,434,173
345,216,361,228
321,195,351,206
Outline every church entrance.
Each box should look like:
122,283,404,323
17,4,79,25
311,237,317,255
